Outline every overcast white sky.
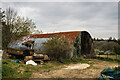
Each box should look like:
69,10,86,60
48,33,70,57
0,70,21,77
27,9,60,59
1,2,118,39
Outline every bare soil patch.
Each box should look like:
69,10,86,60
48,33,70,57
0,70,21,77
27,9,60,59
63,63,90,69
31,59,118,78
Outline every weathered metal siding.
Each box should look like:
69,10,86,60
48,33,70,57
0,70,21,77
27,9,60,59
81,31,94,57
8,31,94,58
29,31,82,44
28,38,50,53
8,40,27,49
73,33,81,58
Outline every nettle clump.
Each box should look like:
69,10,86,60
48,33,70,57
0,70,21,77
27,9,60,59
41,36,73,61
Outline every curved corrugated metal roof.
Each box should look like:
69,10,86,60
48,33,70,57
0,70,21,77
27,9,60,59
29,31,86,43
22,41,34,44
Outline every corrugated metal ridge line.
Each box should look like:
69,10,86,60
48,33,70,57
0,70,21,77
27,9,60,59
29,31,85,44
29,31,84,38
22,41,34,44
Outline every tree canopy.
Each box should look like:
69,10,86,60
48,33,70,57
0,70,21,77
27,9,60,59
1,7,39,49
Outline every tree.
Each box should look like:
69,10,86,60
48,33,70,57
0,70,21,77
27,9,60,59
108,37,112,42
2,7,37,49
117,39,120,45
0,8,4,49
12,16,36,37
31,28,43,34
113,45,120,60
93,38,96,41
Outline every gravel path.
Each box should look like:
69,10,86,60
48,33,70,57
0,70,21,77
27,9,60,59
63,63,90,69
31,59,118,78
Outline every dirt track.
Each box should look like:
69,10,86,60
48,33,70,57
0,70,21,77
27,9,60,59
31,59,118,78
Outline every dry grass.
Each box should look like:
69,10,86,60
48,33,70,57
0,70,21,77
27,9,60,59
96,55,120,60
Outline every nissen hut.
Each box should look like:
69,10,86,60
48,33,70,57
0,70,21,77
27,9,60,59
24,31,95,58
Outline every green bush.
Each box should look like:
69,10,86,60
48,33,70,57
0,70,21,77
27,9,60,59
41,36,73,61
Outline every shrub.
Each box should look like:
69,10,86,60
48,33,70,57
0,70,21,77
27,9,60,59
41,36,73,61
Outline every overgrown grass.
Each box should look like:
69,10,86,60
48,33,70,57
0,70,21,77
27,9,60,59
2,64,19,78
93,56,120,63
96,55,120,60
2,59,56,78
63,58,90,64
2,60,32,78
2,58,91,78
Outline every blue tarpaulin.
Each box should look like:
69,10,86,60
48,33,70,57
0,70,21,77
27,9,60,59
11,60,20,63
98,68,120,80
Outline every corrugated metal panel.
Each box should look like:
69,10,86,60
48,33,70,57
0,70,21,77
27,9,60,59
22,41,34,44
8,40,27,49
8,31,91,54
29,31,83,44
32,38,50,52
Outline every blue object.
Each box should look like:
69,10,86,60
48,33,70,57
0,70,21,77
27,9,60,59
11,60,20,63
98,68,120,80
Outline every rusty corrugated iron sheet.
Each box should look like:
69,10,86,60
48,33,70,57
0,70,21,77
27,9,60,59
22,40,34,44
29,31,84,43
